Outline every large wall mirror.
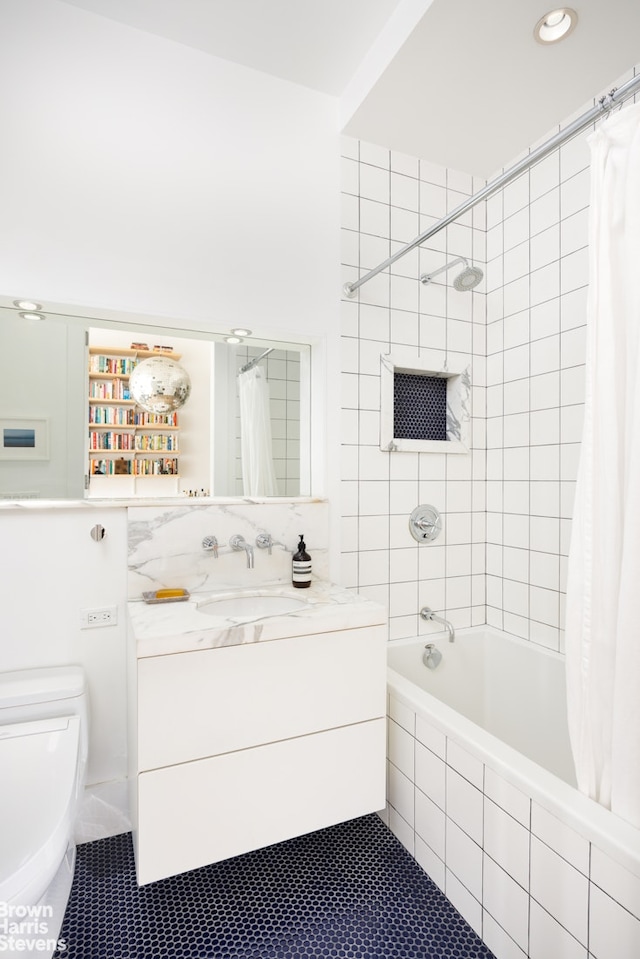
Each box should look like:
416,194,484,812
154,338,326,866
0,304,311,501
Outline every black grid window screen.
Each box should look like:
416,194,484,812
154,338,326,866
393,372,447,441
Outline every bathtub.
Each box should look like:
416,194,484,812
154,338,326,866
386,626,640,959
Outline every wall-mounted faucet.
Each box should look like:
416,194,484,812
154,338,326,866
420,606,455,643
230,534,255,569
202,535,218,558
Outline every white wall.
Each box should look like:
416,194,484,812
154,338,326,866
0,0,341,819
0,0,341,509
0,508,129,791
0,316,86,498
0,0,339,338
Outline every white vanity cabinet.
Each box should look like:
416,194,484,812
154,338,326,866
129,622,386,885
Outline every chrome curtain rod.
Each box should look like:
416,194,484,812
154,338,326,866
239,347,274,373
343,72,640,299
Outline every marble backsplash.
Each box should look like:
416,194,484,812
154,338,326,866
127,500,329,598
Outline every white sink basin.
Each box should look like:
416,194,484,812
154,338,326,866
197,593,308,618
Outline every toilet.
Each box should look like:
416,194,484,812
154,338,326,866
0,667,88,957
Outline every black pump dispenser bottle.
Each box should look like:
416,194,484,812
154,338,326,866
292,534,311,588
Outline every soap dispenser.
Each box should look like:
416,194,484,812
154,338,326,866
292,534,312,588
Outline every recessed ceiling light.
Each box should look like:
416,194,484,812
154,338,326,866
225,335,243,344
534,7,578,43
13,299,42,311
230,327,252,337
19,311,45,321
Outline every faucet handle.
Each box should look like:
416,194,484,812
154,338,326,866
420,607,434,620
256,532,273,555
202,535,218,558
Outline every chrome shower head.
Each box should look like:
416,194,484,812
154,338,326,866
420,256,483,292
453,264,483,291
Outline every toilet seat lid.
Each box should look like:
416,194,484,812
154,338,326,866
0,716,80,904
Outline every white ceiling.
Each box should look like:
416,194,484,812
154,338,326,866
59,0,403,95
344,0,640,177
61,0,640,177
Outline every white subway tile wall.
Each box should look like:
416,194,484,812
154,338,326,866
483,112,592,652
386,692,640,959
341,66,639,652
340,142,487,641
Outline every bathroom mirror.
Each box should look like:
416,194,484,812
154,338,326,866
0,304,311,501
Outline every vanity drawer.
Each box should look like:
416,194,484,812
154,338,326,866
137,624,386,770
134,717,385,885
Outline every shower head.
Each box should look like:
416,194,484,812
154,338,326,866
453,264,484,291
420,257,484,292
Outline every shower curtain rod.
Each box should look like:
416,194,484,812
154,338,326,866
343,72,640,299
239,347,274,373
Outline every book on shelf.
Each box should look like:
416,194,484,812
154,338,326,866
89,431,135,451
89,355,136,375
89,406,136,425
90,458,133,476
89,381,131,400
134,411,179,426
134,435,178,452
134,458,179,476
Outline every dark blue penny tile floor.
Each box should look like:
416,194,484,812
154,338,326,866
56,814,495,958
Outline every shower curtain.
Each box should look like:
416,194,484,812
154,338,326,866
238,365,278,496
565,101,640,829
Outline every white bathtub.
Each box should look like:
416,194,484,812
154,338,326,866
386,626,640,959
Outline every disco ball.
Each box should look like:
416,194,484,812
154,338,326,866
129,356,191,414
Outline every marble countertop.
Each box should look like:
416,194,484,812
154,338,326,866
128,580,387,658
0,495,325,511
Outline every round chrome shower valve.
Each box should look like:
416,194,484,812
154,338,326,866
409,505,442,543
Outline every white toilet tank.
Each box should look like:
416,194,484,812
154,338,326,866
0,665,89,811
0,666,88,755
0,667,88,957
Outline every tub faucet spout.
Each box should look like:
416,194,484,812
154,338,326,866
229,534,255,569
420,607,455,643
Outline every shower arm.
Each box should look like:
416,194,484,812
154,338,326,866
421,257,468,284
342,73,640,299
239,347,274,374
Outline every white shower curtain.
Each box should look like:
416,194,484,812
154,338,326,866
565,101,640,829
238,365,278,496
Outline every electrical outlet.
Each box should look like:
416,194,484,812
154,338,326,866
80,606,117,629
